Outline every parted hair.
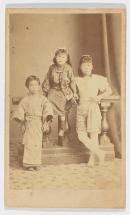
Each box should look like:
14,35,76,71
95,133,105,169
25,75,40,88
53,48,72,66
78,55,93,76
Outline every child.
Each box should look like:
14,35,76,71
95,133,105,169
42,48,78,146
12,75,53,171
76,55,112,166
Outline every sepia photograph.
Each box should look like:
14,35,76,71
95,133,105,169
5,7,125,208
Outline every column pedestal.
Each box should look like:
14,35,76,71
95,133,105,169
99,95,120,160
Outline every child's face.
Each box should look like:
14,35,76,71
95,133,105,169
56,53,68,66
28,80,40,94
80,62,93,76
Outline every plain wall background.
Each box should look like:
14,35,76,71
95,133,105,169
10,14,105,97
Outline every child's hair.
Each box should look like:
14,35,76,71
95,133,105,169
53,48,72,66
78,55,93,76
25,75,40,88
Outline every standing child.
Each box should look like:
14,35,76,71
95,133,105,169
76,55,112,166
12,75,53,171
42,48,78,146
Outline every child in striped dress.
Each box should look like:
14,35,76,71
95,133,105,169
76,55,112,166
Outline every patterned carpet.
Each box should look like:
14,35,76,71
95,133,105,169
10,159,123,190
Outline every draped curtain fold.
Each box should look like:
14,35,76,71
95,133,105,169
102,14,122,157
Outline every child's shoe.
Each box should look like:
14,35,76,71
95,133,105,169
34,166,41,171
28,167,35,171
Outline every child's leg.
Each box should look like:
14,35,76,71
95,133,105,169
77,131,105,163
58,115,65,146
76,112,99,166
77,131,96,151
76,112,95,166
90,132,105,163
89,132,99,145
89,132,105,164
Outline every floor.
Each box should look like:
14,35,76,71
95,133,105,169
10,158,123,190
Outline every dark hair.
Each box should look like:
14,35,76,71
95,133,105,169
25,75,40,88
53,48,72,66
78,55,93,77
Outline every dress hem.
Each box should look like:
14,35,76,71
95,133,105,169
23,163,41,167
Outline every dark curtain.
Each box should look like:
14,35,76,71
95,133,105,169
103,14,124,157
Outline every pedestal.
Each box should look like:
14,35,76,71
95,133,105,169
99,95,120,160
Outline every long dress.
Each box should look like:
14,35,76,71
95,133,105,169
12,94,53,167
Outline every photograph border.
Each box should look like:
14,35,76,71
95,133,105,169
5,7,126,208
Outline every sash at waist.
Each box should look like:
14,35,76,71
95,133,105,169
25,114,42,121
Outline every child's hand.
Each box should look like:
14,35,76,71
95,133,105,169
73,93,79,101
21,124,25,134
66,94,73,101
89,96,102,103
42,121,51,134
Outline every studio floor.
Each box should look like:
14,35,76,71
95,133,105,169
10,159,123,190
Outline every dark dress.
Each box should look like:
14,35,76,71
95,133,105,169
42,63,76,116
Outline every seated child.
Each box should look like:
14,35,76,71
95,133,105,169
42,48,78,146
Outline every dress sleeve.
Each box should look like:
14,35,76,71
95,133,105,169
42,66,52,95
75,78,80,97
12,99,25,122
68,66,77,94
99,76,112,95
68,66,75,82
42,97,53,122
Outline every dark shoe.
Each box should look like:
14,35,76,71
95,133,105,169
27,167,35,171
58,130,64,146
58,136,64,146
34,166,41,171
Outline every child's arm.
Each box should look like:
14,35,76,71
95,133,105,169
68,68,78,100
97,86,112,101
92,77,112,103
98,77,112,99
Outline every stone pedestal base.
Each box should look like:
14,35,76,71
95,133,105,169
99,144,115,161
99,134,115,161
